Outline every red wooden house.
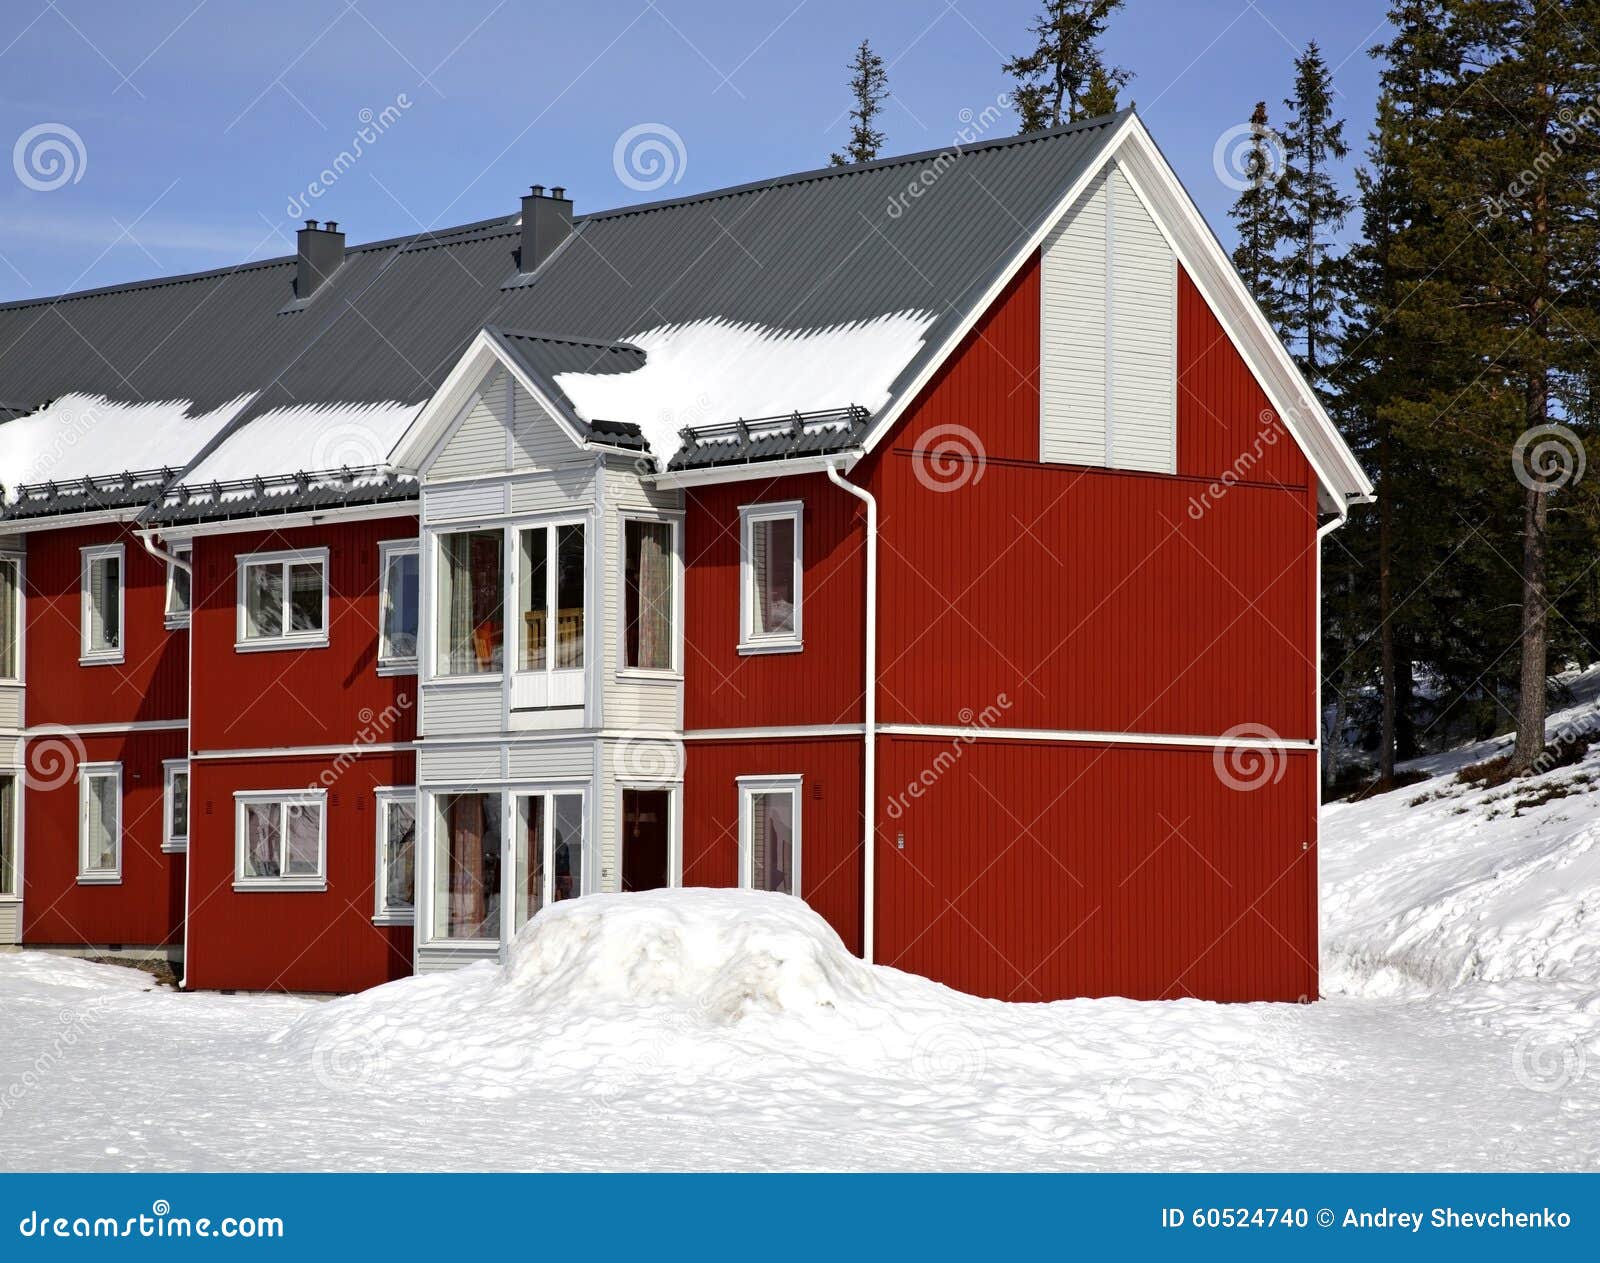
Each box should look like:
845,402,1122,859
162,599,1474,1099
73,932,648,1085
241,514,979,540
0,111,1369,1001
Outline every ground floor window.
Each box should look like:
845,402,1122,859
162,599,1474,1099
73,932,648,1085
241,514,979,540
513,791,584,930
433,793,503,939
163,760,189,852
234,792,326,890
375,788,416,924
737,775,800,896
0,774,15,896
78,762,121,883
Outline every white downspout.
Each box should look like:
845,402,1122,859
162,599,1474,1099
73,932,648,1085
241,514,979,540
825,459,877,964
139,529,193,989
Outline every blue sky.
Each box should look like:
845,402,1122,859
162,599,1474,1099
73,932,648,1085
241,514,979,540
0,0,1391,301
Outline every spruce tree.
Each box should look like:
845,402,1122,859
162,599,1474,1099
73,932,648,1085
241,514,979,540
1228,101,1287,328
1278,42,1354,388
1388,0,1600,773
1003,1,1129,131
829,39,889,166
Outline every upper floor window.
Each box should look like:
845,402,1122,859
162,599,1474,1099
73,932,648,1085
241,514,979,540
374,787,416,925
0,554,20,680
518,523,585,674
78,762,122,884
163,760,189,853
234,790,326,891
237,548,328,651
739,502,802,653
623,518,676,673
378,541,420,673
80,544,124,665
436,530,503,676
738,775,800,895
164,543,192,629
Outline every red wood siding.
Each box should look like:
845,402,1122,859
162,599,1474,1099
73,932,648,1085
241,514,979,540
185,752,414,992
1177,267,1312,486
24,522,188,728
682,737,863,955
875,736,1318,1002
189,517,418,753
22,729,186,947
683,475,864,731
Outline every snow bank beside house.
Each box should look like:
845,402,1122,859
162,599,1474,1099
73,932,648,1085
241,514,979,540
552,311,935,462
0,392,251,494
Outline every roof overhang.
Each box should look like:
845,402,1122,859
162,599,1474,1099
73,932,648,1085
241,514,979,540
651,449,862,490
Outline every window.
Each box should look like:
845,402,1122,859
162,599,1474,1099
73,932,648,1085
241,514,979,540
163,760,189,853
0,555,21,680
0,774,15,898
739,502,802,652
513,791,585,930
738,776,800,895
234,792,326,891
164,544,192,628
433,793,502,939
78,763,121,883
623,519,676,673
80,544,124,664
237,549,328,649
518,523,585,673
436,531,504,676
378,541,419,672
374,788,416,924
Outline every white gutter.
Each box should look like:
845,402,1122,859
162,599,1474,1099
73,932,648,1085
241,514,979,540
137,528,192,575
825,459,878,964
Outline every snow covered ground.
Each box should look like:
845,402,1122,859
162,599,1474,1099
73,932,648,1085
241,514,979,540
3,731,1598,1170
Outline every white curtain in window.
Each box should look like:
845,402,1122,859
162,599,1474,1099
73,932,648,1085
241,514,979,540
626,522,672,670
0,559,18,676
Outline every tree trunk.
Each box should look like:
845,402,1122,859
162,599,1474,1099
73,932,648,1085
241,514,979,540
1510,475,1550,773
1378,424,1396,782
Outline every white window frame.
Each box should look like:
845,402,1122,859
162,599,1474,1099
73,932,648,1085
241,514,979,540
513,518,588,689
79,543,125,666
232,789,328,892
164,542,192,630
616,513,683,679
235,547,330,651
738,501,803,654
616,782,682,891
377,539,420,676
512,785,589,918
373,785,417,925
737,774,802,895
77,761,122,885
0,551,24,683
430,526,507,681
162,759,189,853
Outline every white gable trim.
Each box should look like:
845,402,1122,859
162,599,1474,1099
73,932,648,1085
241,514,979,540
391,329,590,475
861,113,1371,519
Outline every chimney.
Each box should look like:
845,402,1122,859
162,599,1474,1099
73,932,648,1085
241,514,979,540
296,219,345,300
519,184,572,274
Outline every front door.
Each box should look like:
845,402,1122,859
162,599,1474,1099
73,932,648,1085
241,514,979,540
621,789,671,892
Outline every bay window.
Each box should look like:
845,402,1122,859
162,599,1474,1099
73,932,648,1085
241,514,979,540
432,792,502,939
234,791,326,890
513,522,585,709
739,502,802,652
374,788,416,924
0,774,16,897
80,544,124,663
237,549,327,649
378,541,420,672
623,518,676,672
738,775,800,896
0,554,20,679
513,790,585,930
436,530,503,675
78,762,121,883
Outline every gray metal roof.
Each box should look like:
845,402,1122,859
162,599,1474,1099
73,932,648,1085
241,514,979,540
485,327,648,449
0,112,1127,520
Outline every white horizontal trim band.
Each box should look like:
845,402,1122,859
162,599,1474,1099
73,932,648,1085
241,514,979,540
684,725,864,740
192,742,415,761
23,719,188,736
880,724,1316,750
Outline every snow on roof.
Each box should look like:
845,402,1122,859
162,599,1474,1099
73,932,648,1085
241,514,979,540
181,399,424,485
552,310,936,463
0,392,252,498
